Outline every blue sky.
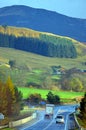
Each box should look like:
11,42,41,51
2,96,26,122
0,0,85,19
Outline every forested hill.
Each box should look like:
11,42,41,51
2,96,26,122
0,5,86,42
0,26,86,58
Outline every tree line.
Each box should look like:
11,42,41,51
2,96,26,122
0,33,77,58
26,91,60,105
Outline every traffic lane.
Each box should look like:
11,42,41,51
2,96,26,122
18,105,76,130
23,118,65,130
19,108,70,130
57,104,76,113
26,104,75,130
46,123,65,130
68,114,79,129
44,119,65,130
20,118,53,130
23,107,61,130
17,110,45,130
43,111,67,130
42,106,76,130
54,111,69,124
61,111,77,130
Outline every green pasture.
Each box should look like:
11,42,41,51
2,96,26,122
18,87,84,100
51,75,61,80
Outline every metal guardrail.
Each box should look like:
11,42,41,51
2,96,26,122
65,112,81,130
73,113,82,130
64,110,86,130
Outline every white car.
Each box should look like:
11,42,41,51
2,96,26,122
55,115,64,123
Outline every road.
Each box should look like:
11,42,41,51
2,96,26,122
18,104,78,130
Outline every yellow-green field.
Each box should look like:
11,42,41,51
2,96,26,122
0,47,86,69
18,87,84,100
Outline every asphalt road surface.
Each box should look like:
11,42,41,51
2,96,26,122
18,104,78,130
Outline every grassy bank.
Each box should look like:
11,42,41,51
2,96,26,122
0,47,86,69
76,116,86,128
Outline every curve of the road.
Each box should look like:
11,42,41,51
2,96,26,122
17,104,78,130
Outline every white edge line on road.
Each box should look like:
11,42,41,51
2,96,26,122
43,109,60,130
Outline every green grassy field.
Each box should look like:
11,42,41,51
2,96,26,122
18,87,84,101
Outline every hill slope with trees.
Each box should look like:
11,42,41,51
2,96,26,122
0,47,86,91
0,26,86,58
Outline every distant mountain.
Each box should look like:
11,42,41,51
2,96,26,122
0,5,86,42
0,26,86,58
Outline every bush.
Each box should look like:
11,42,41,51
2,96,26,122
28,93,42,104
46,91,60,104
0,117,9,125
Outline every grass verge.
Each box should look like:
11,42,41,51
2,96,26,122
77,117,86,128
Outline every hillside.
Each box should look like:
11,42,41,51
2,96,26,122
0,5,86,42
0,26,86,58
0,47,86,69
0,47,86,90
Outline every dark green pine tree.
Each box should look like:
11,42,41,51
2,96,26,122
47,91,55,104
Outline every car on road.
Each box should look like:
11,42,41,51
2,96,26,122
44,113,53,119
55,115,64,123
45,114,50,119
